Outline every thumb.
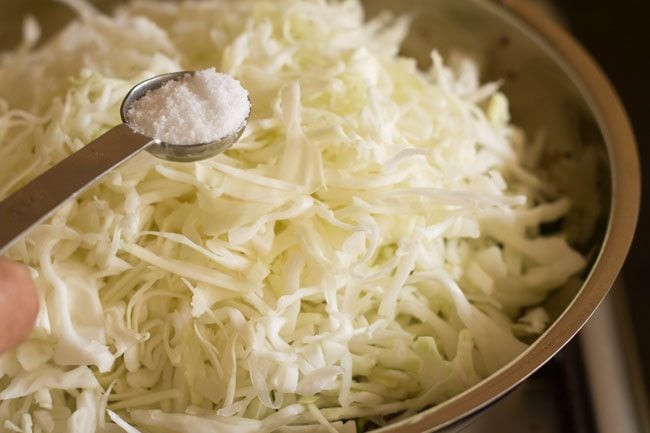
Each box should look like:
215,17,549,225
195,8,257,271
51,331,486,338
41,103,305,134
0,258,39,354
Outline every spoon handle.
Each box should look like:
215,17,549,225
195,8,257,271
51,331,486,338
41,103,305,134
0,123,154,255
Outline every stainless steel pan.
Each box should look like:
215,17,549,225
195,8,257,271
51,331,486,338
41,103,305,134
0,1,640,431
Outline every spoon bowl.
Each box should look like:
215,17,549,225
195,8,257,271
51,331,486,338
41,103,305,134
121,71,250,162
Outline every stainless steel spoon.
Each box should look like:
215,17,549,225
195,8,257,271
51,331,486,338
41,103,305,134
0,71,249,254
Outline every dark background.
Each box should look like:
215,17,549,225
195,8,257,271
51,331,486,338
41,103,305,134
559,0,649,385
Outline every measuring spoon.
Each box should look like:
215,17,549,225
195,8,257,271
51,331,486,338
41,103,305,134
0,71,249,254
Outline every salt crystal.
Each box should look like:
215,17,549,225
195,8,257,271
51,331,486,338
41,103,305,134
126,68,250,145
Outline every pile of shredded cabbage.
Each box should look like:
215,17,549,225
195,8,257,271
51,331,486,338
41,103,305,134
0,1,587,432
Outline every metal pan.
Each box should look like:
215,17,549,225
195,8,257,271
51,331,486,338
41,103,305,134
0,0,640,431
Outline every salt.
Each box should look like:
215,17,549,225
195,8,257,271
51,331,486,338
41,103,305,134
126,68,250,145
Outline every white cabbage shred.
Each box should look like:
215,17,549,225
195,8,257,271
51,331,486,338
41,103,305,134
0,0,587,432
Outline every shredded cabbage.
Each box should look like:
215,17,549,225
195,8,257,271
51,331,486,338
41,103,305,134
0,0,587,432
